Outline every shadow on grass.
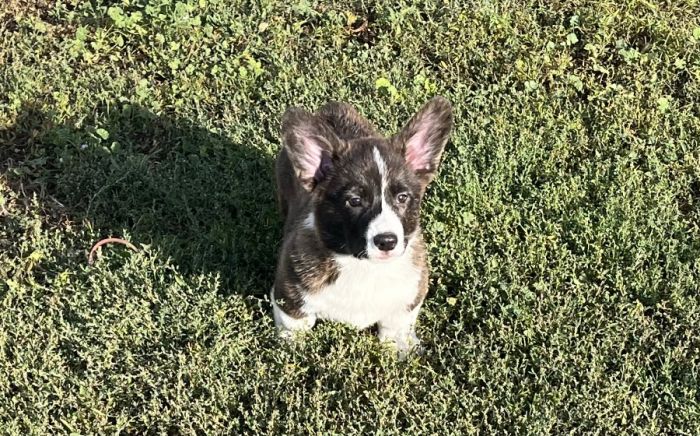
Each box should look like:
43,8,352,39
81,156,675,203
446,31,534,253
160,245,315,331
1,102,280,295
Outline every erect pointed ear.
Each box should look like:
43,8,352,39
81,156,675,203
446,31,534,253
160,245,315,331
393,96,453,188
282,107,341,191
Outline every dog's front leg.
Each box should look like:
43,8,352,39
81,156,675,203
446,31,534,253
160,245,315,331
377,305,422,356
270,288,316,339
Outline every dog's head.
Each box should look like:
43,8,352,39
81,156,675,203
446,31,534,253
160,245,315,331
282,97,453,261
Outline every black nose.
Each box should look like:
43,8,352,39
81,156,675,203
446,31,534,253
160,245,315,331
373,233,398,251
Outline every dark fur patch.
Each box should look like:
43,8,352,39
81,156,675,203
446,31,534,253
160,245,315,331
272,228,340,319
408,234,430,311
317,102,380,140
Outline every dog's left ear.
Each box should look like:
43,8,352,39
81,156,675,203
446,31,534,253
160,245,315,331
393,96,453,188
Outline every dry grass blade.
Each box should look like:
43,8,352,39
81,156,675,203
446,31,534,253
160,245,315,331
88,237,138,265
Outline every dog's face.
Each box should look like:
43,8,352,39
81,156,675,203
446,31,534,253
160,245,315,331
314,139,423,260
282,97,453,261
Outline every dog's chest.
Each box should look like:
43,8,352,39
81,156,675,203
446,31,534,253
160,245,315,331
302,252,422,328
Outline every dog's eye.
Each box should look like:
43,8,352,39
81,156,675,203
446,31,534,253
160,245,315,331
347,196,363,207
396,193,410,204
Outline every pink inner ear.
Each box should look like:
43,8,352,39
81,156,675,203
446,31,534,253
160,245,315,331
405,125,432,171
298,135,323,179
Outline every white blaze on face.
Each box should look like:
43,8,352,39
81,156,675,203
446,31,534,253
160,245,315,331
366,147,405,260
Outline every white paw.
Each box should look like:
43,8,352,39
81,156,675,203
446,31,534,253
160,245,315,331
273,316,316,343
379,330,422,359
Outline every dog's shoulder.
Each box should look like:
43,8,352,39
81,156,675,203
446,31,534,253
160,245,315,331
281,219,340,286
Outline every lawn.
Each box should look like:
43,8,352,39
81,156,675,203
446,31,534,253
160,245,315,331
1,0,699,433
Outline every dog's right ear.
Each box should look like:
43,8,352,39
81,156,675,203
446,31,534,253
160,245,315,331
282,107,340,191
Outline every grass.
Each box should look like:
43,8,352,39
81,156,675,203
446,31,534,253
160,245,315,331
1,0,700,433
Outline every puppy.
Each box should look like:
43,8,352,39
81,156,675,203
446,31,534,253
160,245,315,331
271,97,453,354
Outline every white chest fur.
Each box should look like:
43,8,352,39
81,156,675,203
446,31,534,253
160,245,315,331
302,245,422,329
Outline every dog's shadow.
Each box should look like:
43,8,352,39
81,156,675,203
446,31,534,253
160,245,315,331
1,102,280,295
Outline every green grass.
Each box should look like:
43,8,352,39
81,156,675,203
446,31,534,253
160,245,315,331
1,0,700,433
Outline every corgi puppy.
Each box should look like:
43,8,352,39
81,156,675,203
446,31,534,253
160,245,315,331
271,97,453,354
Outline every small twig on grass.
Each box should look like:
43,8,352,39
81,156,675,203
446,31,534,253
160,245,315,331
88,237,138,265
350,20,368,34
